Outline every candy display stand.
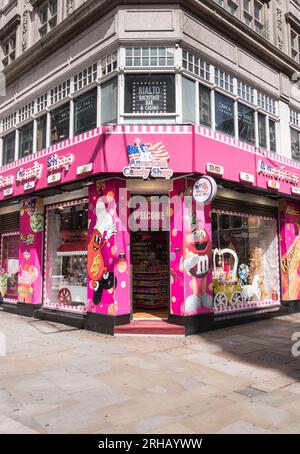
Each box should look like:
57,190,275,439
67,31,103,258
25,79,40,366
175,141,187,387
213,248,243,310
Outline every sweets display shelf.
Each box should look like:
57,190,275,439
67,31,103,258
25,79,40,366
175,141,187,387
131,233,169,310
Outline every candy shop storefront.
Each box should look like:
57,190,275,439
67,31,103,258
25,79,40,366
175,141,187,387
0,125,300,334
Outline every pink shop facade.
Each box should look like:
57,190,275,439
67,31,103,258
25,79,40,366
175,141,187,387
0,124,300,334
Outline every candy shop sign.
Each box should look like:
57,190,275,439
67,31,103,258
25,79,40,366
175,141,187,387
0,175,14,189
123,160,173,180
16,162,43,183
47,153,74,172
257,160,299,185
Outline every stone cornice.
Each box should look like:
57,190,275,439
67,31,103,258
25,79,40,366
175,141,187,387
184,0,299,76
2,0,300,87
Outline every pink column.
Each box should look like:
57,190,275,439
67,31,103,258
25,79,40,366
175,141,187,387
87,179,130,317
18,199,44,306
279,200,300,301
170,177,213,317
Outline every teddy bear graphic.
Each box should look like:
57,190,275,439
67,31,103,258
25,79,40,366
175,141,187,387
88,199,117,305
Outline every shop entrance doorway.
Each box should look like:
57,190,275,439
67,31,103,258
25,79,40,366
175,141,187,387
131,229,170,320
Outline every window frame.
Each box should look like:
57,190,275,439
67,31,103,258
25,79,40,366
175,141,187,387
1,31,17,68
37,0,58,39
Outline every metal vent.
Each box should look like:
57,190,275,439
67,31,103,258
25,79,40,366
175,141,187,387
0,212,20,233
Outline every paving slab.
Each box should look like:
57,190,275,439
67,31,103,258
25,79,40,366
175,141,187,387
0,311,300,433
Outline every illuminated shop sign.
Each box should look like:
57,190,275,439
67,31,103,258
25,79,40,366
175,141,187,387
47,173,62,184
24,181,36,191
291,187,300,196
3,188,13,197
193,176,217,204
267,180,280,190
240,172,254,184
77,163,93,175
123,138,173,180
16,162,43,183
206,163,224,176
257,159,298,185
0,175,14,188
47,153,74,172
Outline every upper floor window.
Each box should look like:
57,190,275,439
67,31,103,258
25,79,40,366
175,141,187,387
257,91,276,115
36,93,48,113
215,69,234,94
182,50,211,81
38,0,58,38
238,81,255,104
215,92,235,137
74,64,98,92
125,48,174,68
291,29,300,62
3,132,15,165
101,53,117,76
1,32,16,68
19,122,34,158
50,80,71,105
50,103,70,145
290,108,300,161
74,88,97,136
243,0,264,35
1,112,17,134
214,0,239,15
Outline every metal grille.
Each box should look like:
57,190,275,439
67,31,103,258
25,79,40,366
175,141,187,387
0,211,20,233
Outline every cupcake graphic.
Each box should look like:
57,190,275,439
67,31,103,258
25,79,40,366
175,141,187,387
18,264,38,303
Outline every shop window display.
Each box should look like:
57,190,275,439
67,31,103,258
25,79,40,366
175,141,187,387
44,201,88,311
212,211,280,313
0,233,19,302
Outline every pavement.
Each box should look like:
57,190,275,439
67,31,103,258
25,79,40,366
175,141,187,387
1,309,300,434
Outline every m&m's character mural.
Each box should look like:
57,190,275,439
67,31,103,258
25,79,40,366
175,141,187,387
88,199,117,305
181,222,213,312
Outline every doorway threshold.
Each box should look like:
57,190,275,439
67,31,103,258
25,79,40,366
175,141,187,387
114,319,185,336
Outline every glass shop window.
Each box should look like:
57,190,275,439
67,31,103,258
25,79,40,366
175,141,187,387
45,202,88,310
0,234,19,302
50,103,70,145
269,118,276,153
199,84,211,128
3,132,15,165
36,115,47,152
238,103,255,145
101,77,118,124
211,211,280,314
291,128,300,161
74,88,97,135
215,92,234,136
182,77,196,124
19,122,33,158
124,74,176,114
258,112,267,149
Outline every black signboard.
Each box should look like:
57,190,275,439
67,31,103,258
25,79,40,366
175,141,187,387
125,74,175,114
